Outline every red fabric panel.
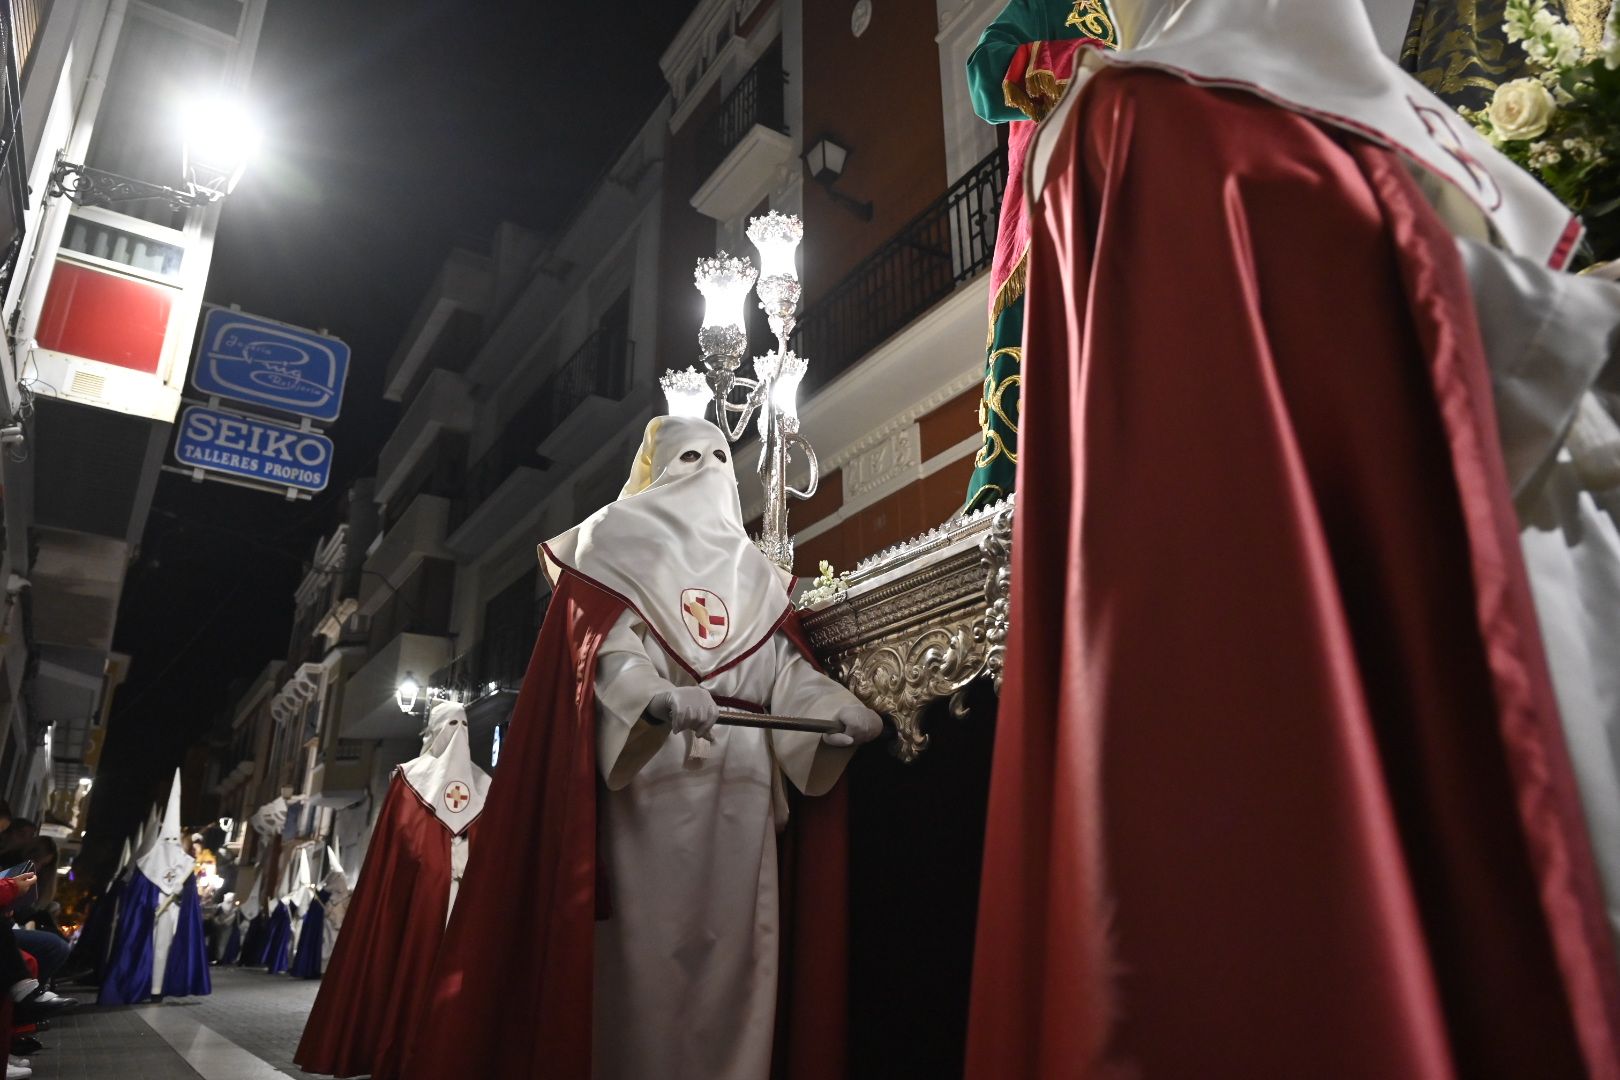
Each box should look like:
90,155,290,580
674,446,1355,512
400,571,621,1079
775,612,850,1080
965,67,1620,1080
294,776,464,1079
36,261,172,375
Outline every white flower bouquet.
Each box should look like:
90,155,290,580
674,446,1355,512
1463,0,1620,263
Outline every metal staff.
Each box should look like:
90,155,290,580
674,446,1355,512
644,707,845,736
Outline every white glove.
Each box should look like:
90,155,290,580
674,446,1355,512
823,703,883,748
648,686,719,738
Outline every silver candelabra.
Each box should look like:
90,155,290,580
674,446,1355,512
661,212,819,570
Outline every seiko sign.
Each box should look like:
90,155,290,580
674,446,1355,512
174,406,334,493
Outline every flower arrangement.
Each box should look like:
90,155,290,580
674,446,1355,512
1462,0,1620,263
797,560,851,608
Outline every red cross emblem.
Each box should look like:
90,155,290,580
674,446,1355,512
443,781,471,813
679,588,730,650
1409,97,1503,211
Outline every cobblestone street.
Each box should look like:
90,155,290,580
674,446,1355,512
27,968,324,1080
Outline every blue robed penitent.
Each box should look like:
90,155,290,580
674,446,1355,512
263,901,293,975
289,888,327,979
162,876,211,996
96,870,158,1005
97,871,212,1004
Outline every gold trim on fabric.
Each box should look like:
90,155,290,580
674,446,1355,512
962,482,1009,514
987,248,1029,349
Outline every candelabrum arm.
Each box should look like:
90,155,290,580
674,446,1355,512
712,377,763,443
785,431,819,500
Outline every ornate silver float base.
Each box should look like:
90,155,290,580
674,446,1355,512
799,498,1013,762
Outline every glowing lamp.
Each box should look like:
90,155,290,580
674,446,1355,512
396,673,421,714
660,367,712,419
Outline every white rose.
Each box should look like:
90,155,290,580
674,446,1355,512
1488,78,1557,142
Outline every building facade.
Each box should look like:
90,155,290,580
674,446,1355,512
215,0,1016,943
0,0,270,829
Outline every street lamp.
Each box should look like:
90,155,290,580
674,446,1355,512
48,95,262,210
395,673,421,715
662,211,820,570
179,98,261,201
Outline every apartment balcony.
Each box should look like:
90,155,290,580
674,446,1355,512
376,370,476,504
690,49,792,222
534,328,635,466
360,493,452,616
307,739,374,808
793,147,1006,391
385,248,491,402
339,630,453,740
444,327,634,556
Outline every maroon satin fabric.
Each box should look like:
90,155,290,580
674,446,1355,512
400,573,850,1079
295,774,470,1079
965,68,1620,1080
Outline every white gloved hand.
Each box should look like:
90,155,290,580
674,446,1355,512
823,703,883,748
648,686,719,738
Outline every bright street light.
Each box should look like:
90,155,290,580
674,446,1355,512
180,97,262,200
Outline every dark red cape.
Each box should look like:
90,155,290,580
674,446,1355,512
401,568,848,1079
295,772,479,1079
966,68,1620,1079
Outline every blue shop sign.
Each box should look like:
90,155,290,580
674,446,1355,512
192,307,350,422
174,406,334,493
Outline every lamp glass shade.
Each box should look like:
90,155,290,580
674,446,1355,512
747,211,803,281
695,252,755,330
806,138,848,182
660,367,712,418
770,353,807,422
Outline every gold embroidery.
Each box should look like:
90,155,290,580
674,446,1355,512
1398,0,1605,110
986,365,1020,433
975,429,1014,468
1567,0,1611,50
1067,0,1119,45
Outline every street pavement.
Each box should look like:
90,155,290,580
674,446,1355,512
30,966,326,1079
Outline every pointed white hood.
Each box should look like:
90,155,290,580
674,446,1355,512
283,847,313,907
324,842,350,895
136,769,194,897
1031,0,1581,268
398,702,490,836
541,416,794,682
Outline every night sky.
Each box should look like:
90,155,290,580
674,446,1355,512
80,0,699,875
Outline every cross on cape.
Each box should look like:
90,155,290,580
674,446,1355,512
684,594,727,640
444,781,471,812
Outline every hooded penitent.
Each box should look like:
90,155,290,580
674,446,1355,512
542,415,794,682
400,415,864,1080
100,770,210,1003
968,0,1620,1076
295,701,490,1079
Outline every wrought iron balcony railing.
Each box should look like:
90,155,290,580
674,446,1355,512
448,325,634,534
696,47,787,179
793,148,1007,391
